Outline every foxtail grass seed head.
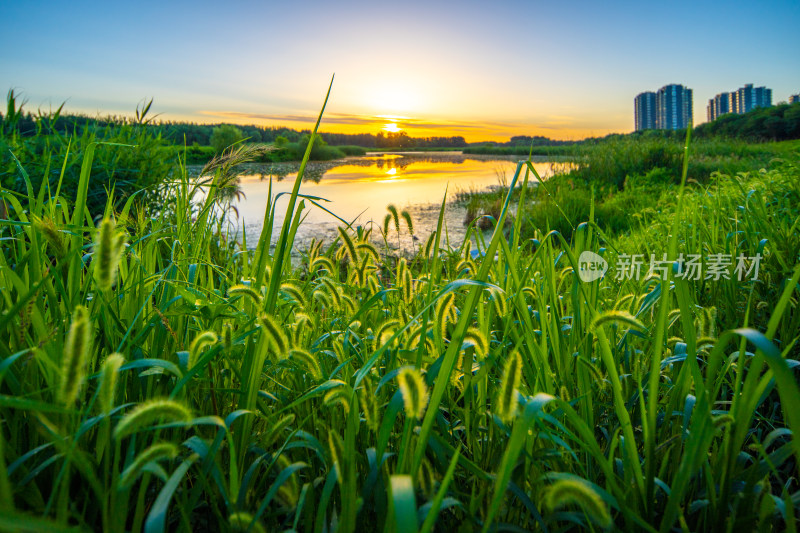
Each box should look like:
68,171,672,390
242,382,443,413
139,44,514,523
397,367,429,420
262,414,296,449
463,327,488,359
311,238,323,259
456,259,472,275
382,213,392,236
496,351,522,423
93,217,126,292
113,399,192,440
376,319,400,348
367,275,380,295
397,258,407,284
229,513,267,533
188,331,218,369
704,306,718,337
613,293,635,311
293,313,311,346
337,226,358,262
435,293,457,340
313,290,331,310
417,458,436,499
490,290,507,317
334,245,346,262
356,241,380,263
318,277,342,309
280,281,308,309
323,387,351,414
559,385,572,402
98,352,124,414
118,442,178,489
543,479,612,529
401,209,414,234
588,310,646,333
58,306,91,406
33,216,68,258
228,284,262,305
713,414,735,429
259,314,289,356
350,256,368,287
289,348,323,381
295,312,312,330
424,232,436,258
342,294,357,314
358,378,378,430
402,268,413,303
409,326,435,352
387,204,400,233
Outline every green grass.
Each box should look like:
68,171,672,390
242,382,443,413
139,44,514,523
1,88,799,532
463,144,577,157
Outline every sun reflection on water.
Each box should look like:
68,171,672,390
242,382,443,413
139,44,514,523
228,154,565,248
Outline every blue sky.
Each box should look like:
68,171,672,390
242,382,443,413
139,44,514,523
1,0,798,140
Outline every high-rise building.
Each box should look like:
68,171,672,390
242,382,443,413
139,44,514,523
706,84,774,123
656,84,693,130
731,84,772,114
634,91,656,131
707,92,731,121
790,94,800,104
634,84,693,131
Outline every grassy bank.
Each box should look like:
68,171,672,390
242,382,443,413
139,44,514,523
461,137,800,237
0,94,367,216
463,144,578,157
1,91,799,533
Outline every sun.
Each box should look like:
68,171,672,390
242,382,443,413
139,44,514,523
366,82,422,114
383,122,401,133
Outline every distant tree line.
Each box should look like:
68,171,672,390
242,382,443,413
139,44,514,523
504,135,577,146
322,130,466,149
0,107,466,150
694,102,800,141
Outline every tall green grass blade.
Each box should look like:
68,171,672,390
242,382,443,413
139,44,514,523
143,454,198,533
263,75,334,311
389,475,419,533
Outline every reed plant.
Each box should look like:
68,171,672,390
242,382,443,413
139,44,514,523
0,83,798,532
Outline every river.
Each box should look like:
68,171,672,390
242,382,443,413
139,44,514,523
197,152,567,254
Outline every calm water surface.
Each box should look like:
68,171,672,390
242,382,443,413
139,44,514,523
213,152,565,253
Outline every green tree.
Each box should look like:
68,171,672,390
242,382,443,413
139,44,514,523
210,124,244,153
296,133,328,158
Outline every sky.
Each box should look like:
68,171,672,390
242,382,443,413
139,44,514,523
1,0,799,142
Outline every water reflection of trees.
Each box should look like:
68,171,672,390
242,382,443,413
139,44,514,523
240,153,525,185
369,155,467,171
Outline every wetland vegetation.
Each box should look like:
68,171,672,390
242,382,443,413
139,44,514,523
1,88,799,532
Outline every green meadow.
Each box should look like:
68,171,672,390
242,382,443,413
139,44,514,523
1,86,799,533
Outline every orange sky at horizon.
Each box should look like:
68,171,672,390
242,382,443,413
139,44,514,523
189,108,624,143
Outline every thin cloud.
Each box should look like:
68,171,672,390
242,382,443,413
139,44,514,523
198,109,523,135
198,110,377,126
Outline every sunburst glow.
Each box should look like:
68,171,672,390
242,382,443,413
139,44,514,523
383,122,401,133
367,84,421,114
